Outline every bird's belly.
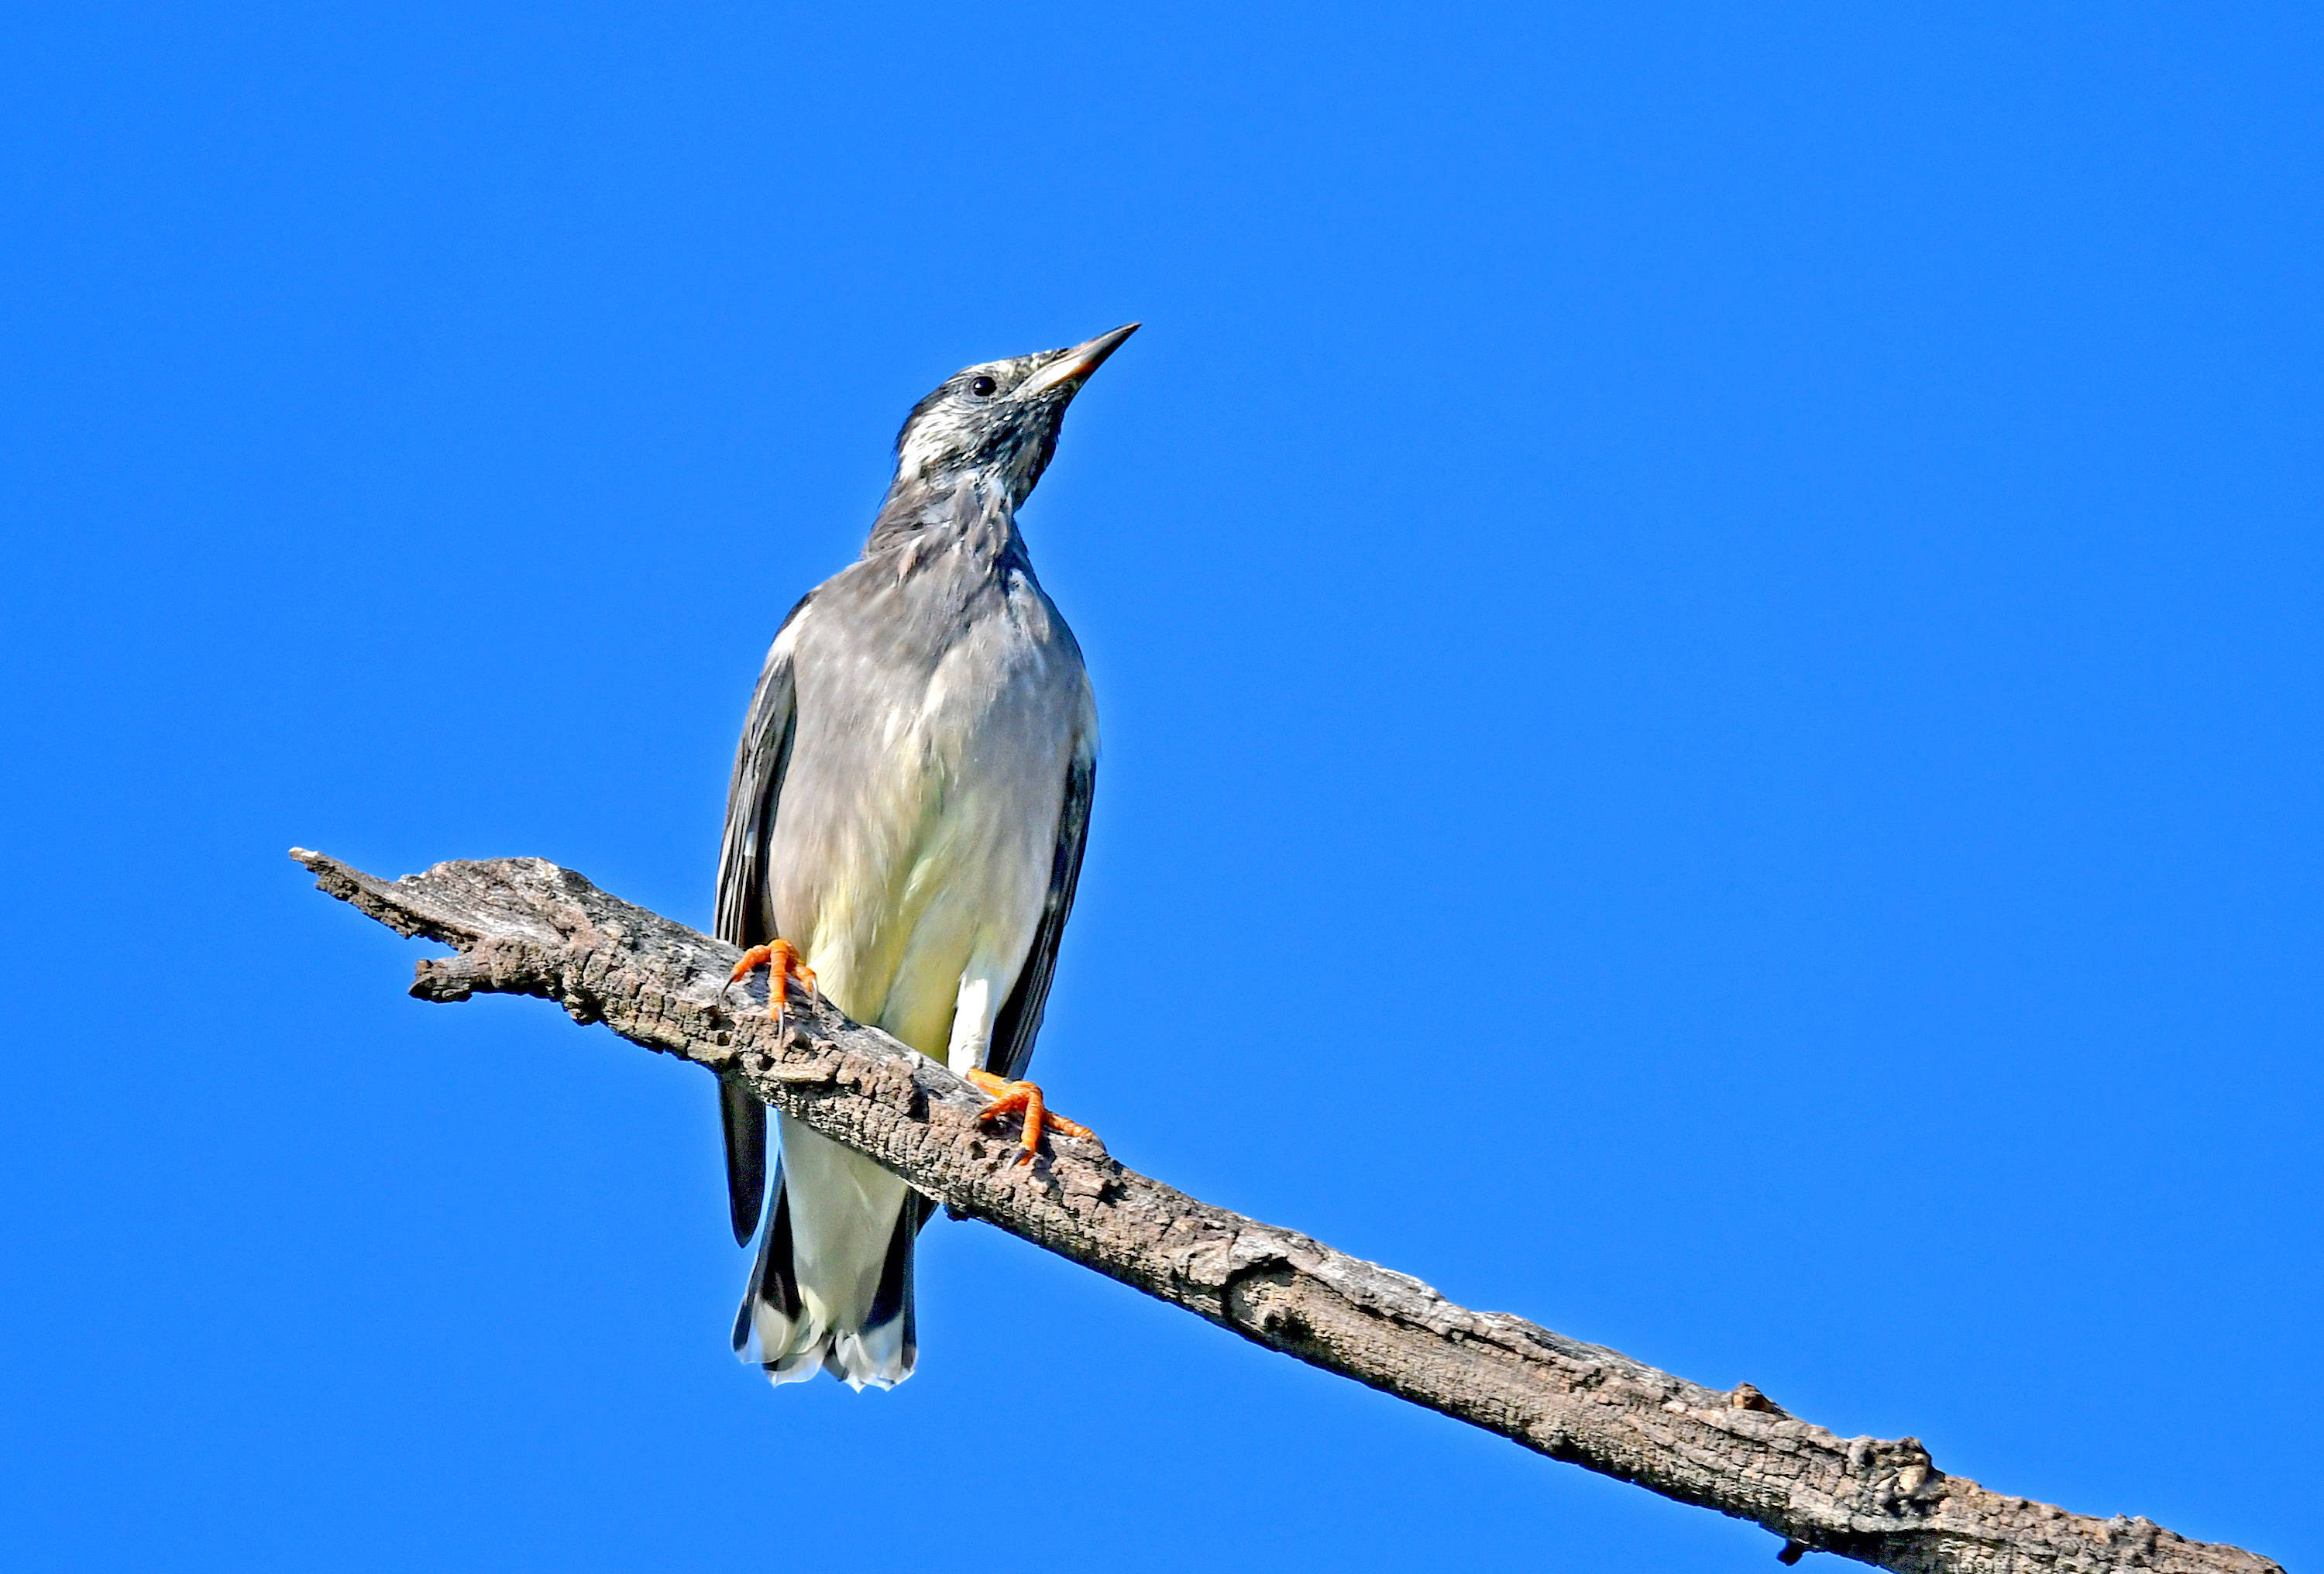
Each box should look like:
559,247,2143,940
864,792,1047,1057
771,686,1072,1062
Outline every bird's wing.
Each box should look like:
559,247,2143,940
713,592,812,1245
717,593,812,950
986,746,1097,1084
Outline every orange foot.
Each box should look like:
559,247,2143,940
720,938,819,1028
968,1069,1100,1167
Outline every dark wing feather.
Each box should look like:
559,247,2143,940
712,592,811,1246
716,592,811,950
717,1077,768,1249
986,751,1096,1084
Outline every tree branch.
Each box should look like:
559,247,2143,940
292,848,2280,1574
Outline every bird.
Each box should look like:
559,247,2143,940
711,324,1135,1390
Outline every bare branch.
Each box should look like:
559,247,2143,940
292,849,2281,1574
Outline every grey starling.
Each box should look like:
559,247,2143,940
713,324,1136,1388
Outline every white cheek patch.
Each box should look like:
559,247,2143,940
897,400,981,483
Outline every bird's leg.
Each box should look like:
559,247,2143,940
967,1068,1099,1165
720,938,819,1028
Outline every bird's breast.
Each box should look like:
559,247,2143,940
768,583,1090,1059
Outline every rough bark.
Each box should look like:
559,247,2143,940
292,848,2281,1574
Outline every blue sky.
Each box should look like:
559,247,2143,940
4,3,2318,1569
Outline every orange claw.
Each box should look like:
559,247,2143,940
968,1067,1098,1165
720,938,819,1027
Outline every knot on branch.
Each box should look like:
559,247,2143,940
411,954,487,1002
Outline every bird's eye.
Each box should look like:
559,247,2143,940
969,375,998,397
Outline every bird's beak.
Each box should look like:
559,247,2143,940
1016,323,1140,399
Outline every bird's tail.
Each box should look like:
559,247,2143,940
733,1115,924,1390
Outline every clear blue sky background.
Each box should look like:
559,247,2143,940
4,5,2318,1569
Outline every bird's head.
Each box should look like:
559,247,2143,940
892,324,1138,507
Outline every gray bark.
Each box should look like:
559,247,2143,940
292,848,2282,1574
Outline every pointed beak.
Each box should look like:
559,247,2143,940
1016,322,1140,399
